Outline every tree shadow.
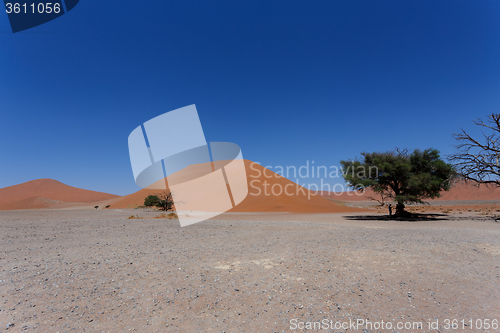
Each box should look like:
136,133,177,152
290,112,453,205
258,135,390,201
343,213,448,222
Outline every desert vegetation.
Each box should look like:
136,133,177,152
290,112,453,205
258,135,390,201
341,148,454,217
143,191,174,211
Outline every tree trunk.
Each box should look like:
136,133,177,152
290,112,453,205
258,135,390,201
395,202,406,217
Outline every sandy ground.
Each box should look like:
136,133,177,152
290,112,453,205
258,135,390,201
1,209,499,332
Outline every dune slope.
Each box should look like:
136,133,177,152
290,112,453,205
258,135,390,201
0,179,119,210
110,160,367,213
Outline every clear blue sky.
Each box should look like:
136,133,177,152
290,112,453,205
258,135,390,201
1,1,499,195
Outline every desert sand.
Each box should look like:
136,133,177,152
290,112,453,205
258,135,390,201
1,162,500,331
0,162,365,214
0,179,119,211
1,162,498,214
321,180,500,203
108,161,368,213
0,209,499,332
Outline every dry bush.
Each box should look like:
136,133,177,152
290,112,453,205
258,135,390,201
155,212,178,219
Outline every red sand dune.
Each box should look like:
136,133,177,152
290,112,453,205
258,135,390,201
0,179,119,210
435,181,500,201
229,161,365,213
320,180,500,202
107,188,161,210
0,196,66,210
110,161,367,213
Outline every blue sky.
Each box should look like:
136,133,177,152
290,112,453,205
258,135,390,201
1,0,499,195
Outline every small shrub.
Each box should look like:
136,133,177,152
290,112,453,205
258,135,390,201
94,206,99,209
105,205,111,209
155,212,178,219
144,195,160,207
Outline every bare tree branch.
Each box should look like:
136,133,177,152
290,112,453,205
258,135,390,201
367,190,393,206
157,191,175,211
449,113,500,186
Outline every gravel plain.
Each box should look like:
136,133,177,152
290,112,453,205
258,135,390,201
0,209,499,332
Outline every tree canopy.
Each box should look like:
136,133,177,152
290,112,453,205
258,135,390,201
341,148,454,216
144,192,174,211
144,195,161,207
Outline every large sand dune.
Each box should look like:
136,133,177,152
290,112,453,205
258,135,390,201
0,196,66,210
229,161,365,213
0,179,119,210
109,161,366,213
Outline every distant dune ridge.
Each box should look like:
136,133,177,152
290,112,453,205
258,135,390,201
1,163,498,212
319,180,500,202
0,179,119,210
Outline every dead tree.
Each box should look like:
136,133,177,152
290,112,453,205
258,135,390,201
157,191,174,211
449,113,500,187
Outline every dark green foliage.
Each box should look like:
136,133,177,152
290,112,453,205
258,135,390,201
341,148,454,216
144,195,160,207
144,192,174,211
94,206,99,209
